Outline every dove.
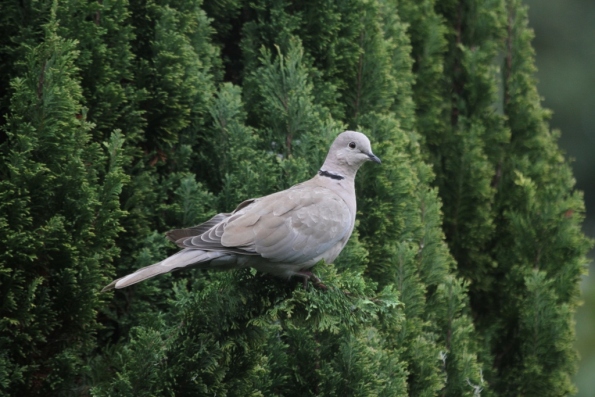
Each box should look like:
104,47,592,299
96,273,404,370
102,130,380,291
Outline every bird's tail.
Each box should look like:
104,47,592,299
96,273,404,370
102,249,226,291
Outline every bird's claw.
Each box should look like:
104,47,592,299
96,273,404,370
296,271,328,290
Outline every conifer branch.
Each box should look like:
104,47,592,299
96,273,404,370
354,31,365,122
505,1,514,107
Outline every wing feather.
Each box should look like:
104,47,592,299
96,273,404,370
165,186,353,264
223,186,353,263
165,213,230,243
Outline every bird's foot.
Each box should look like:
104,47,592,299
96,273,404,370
296,271,328,290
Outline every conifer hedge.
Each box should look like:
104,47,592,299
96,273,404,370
0,0,590,396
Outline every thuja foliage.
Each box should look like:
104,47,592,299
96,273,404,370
400,0,591,395
0,10,127,395
0,0,589,396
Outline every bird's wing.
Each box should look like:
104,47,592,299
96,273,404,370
174,185,353,263
166,213,231,243
222,185,354,263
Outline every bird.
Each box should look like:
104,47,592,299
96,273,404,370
102,130,381,291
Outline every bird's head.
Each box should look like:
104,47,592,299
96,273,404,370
321,131,381,179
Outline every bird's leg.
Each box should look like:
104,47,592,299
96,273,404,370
296,271,328,290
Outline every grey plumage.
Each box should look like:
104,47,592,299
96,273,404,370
102,131,380,291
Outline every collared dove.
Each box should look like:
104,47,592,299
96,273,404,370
102,131,380,291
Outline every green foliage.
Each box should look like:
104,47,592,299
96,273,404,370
208,83,281,207
92,267,406,397
0,0,589,396
129,0,219,152
484,1,590,394
0,12,126,395
54,0,144,143
516,271,576,396
405,0,591,395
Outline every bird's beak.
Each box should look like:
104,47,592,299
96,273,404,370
368,152,381,164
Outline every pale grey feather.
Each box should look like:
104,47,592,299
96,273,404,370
102,130,380,291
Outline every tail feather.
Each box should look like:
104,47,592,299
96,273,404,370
102,249,228,291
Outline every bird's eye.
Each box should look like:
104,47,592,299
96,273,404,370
348,142,356,149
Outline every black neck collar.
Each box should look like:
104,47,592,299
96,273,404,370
318,169,344,180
